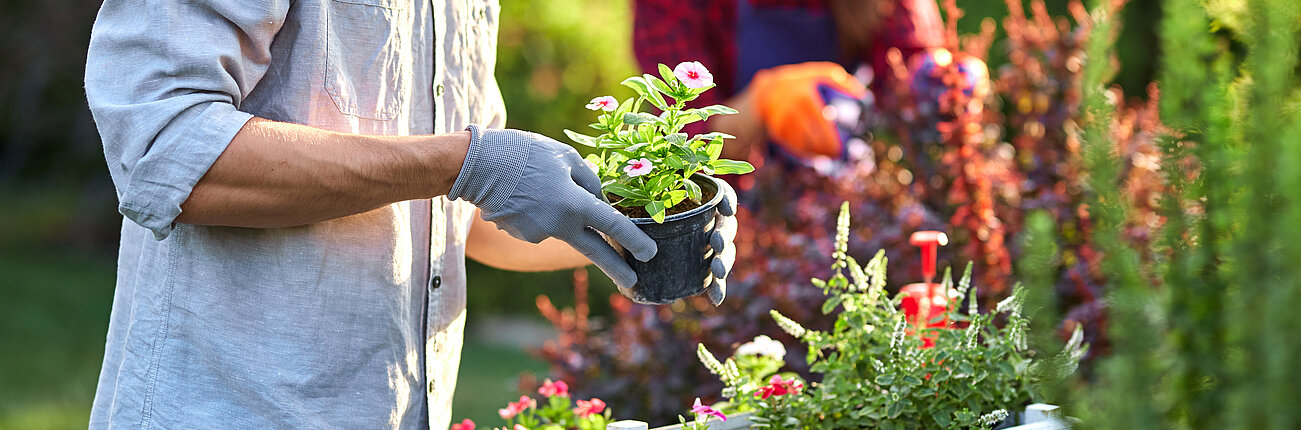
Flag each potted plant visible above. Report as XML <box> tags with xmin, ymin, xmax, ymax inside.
<box><xmin>566</xmin><ymin>61</ymin><xmax>754</xmax><ymax>304</ymax></box>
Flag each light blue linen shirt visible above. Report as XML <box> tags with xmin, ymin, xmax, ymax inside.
<box><xmin>84</xmin><ymin>0</ymin><xmax>506</xmax><ymax>428</ymax></box>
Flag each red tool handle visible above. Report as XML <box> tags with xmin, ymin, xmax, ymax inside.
<box><xmin>909</xmin><ymin>231</ymin><xmax>948</xmax><ymax>283</ymax></box>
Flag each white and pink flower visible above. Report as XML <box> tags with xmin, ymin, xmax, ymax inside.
<box><xmin>691</xmin><ymin>397</ymin><xmax>727</xmax><ymax>421</ymax></box>
<box><xmin>673</xmin><ymin>61</ymin><xmax>714</xmax><ymax>89</ymax></box>
<box><xmin>624</xmin><ymin>158</ymin><xmax>654</xmax><ymax>177</ymax></box>
<box><xmin>585</xmin><ymin>95</ymin><xmax>618</xmax><ymax>111</ymax></box>
<box><xmin>537</xmin><ymin>379</ymin><xmax>569</xmax><ymax>398</ymax></box>
<box><xmin>497</xmin><ymin>395</ymin><xmax>536</xmax><ymax>420</ymax></box>
<box><xmin>573</xmin><ymin>398</ymin><xmax>606</xmax><ymax>417</ymax></box>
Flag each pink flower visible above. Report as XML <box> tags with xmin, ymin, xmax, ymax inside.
<box><xmin>673</xmin><ymin>61</ymin><xmax>714</xmax><ymax>89</ymax></box>
<box><xmin>586</xmin><ymin>96</ymin><xmax>618</xmax><ymax>111</ymax></box>
<box><xmin>573</xmin><ymin>398</ymin><xmax>607</xmax><ymax>418</ymax></box>
<box><xmin>450</xmin><ymin>419</ymin><xmax>475</xmax><ymax>430</ymax></box>
<box><xmin>691</xmin><ymin>397</ymin><xmax>727</xmax><ymax>421</ymax></box>
<box><xmin>754</xmin><ymin>375</ymin><xmax>803</xmax><ymax>400</ymax></box>
<box><xmin>514</xmin><ymin>425</ymin><xmax>528</xmax><ymax>430</ymax></box>
<box><xmin>538</xmin><ymin>379</ymin><xmax>569</xmax><ymax>398</ymax></box>
<box><xmin>624</xmin><ymin>158</ymin><xmax>653</xmax><ymax>177</ymax></box>
<box><xmin>497</xmin><ymin>395</ymin><xmax>536</xmax><ymax>420</ymax></box>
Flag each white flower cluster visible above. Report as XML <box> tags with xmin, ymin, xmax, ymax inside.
<box><xmin>736</xmin><ymin>335</ymin><xmax>787</xmax><ymax>360</ymax></box>
<box><xmin>771</xmin><ymin>310</ymin><xmax>808</xmax><ymax>340</ymax></box>
<box><xmin>978</xmin><ymin>409</ymin><xmax>1009</xmax><ymax>427</ymax></box>
<box><xmin>697</xmin><ymin>343</ymin><xmax>742</xmax><ymax>387</ymax></box>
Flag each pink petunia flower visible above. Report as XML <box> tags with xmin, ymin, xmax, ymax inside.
<box><xmin>673</xmin><ymin>61</ymin><xmax>714</xmax><ymax>89</ymax></box>
<box><xmin>450</xmin><ymin>419</ymin><xmax>475</xmax><ymax>430</ymax></box>
<box><xmin>497</xmin><ymin>395</ymin><xmax>537</xmax><ymax>420</ymax></box>
<box><xmin>573</xmin><ymin>398</ymin><xmax>607</xmax><ymax>418</ymax></box>
<box><xmin>538</xmin><ymin>379</ymin><xmax>569</xmax><ymax>398</ymax></box>
<box><xmin>513</xmin><ymin>425</ymin><xmax>528</xmax><ymax>430</ymax></box>
<box><xmin>754</xmin><ymin>375</ymin><xmax>803</xmax><ymax>400</ymax></box>
<box><xmin>585</xmin><ymin>96</ymin><xmax>618</xmax><ymax>111</ymax></box>
<box><xmin>624</xmin><ymin>158</ymin><xmax>654</xmax><ymax>177</ymax></box>
<box><xmin>691</xmin><ymin>397</ymin><xmax>727</xmax><ymax>421</ymax></box>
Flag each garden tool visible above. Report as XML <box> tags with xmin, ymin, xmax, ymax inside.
<box><xmin>899</xmin><ymin>231</ymin><xmax>950</xmax><ymax>348</ymax></box>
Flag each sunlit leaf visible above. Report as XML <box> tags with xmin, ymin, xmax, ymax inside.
<box><xmin>564</xmin><ymin>129</ymin><xmax>597</xmax><ymax>147</ymax></box>
<box><xmin>710</xmin><ymin>159</ymin><xmax>755</xmax><ymax>175</ymax></box>
<box><xmin>623</xmin><ymin>112</ymin><xmax>659</xmax><ymax>125</ymax></box>
<box><xmin>648</xmin><ymin>201</ymin><xmax>667</xmax><ymax>223</ymax></box>
<box><xmin>604</xmin><ymin>183</ymin><xmax>648</xmax><ymax>200</ymax></box>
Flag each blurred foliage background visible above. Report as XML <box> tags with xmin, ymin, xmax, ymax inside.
<box><xmin>0</xmin><ymin>0</ymin><xmax>1156</xmax><ymax>428</ymax></box>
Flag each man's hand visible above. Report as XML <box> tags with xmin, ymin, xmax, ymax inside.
<box><xmin>449</xmin><ymin>125</ymin><xmax>657</xmax><ymax>288</ymax></box>
<box><xmin>705</xmin><ymin>179</ymin><xmax>739</xmax><ymax>305</ymax></box>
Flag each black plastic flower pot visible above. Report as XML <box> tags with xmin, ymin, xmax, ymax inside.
<box><xmin>615</xmin><ymin>174</ymin><xmax>724</xmax><ymax>305</ymax></box>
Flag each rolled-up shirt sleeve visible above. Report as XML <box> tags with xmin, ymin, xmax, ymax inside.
<box><xmin>86</xmin><ymin>0</ymin><xmax>289</xmax><ymax>240</ymax></box>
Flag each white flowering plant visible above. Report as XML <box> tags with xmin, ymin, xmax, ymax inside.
<box><xmin>566</xmin><ymin>61</ymin><xmax>754</xmax><ymax>223</ymax></box>
<box><xmin>697</xmin><ymin>202</ymin><xmax>1087</xmax><ymax>430</ymax></box>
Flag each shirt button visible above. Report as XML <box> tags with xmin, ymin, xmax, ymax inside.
<box><xmin>436</xmin><ymin>84</ymin><xmax>444</xmax><ymax>96</ymax></box>
<box><xmin>428</xmin><ymin>380</ymin><xmax>435</xmax><ymax>394</ymax></box>
<box><xmin>431</xmin><ymin>275</ymin><xmax>442</xmax><ymax>289</ymax></box>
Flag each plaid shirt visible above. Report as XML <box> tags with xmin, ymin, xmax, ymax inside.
<box><xmin>633</xmin><ymin>0</ymin><xmax>942</xmax><ymax>108</ymax></box>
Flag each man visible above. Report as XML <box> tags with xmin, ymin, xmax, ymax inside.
<box><xmin>84</xmin><ymin>0</ymin><xmax>736</xmax><ymax>428</ymax></box>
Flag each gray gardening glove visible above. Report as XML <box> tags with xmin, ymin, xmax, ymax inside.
<box><xmin>706</xmin><ymin>179</ymin><xmax>738</xmax><ymax>306</ymax></box>
<box><xmin>450</xmin><ymin>125</ymin><xmax>657</xmax><ymax>288</ymax></box>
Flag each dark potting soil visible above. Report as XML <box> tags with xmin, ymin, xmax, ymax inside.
<box><xmin>611</xmin><ymin>181</ymin><xmax>717</xmax><ymax>220</ymax></box>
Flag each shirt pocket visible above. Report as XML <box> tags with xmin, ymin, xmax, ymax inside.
<box><xmin>324</xmin><ymin>0</ymin><xmax>410</xmax><ymax>120</ymax></box>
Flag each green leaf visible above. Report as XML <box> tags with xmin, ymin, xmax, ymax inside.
<box><xmin>822</xmin><ymin>294</ymin><xmax>844</xmax><ymax>314</ymax></box>
<box><xmin>710</xmin><ymin>159</ymin><xmax>755</xmax><ymax>175</ymax></box>
<box><xmin>694</xmin><ymin>132</ymin><xmax>736</xmax><ymax>142</ymax></box>
<box><xmin>621</xmin><ymin>76</ymin><xmax>652</xmax><ymax>98</ymax></box>
<box><xmin>647</xmin><ymin>201</ymin><xmax>667</xmax><ymax>223</ymax></box>
<box><xmin>621</xmin><ymin>76</ymin><xmax>668</xmax><ymax>110</ymax></box>
<box><xmin>646</xmin><ymin>74</ymin><xmax>675</xmax><ymax>99</ymax></box>
<box><xmin>564</xmin><ymin>129</ymin><xmax>598</xmax><ymax>147</ymax></box>
<box><xmin>605</xmin><ymin>183</ymin><xmax>648</xmax><ymax>200</ymax></box>
<box><xmin>664</xmin><ymin>133</ymin><xmax>687</xmax><ymax>145</ymax></box>
<box><xmin>673</xmin><ymin>143</ymin><xmax>703</xmax><ymax>165</ymax></box>
<box><xmin>874</xmin><ymin>374</ymin><xmax>895</xmax><ymax>386</ymax></box>
<box><xmin>665</xmin><ymin>154</ymin><xmax>686</xmax><ymax>169</ymax></box>
<box><xmin>616</xmin><ymin>198</ymin><xmax>651</xmax><ymax>207</ymax></box>
<box><xmin>683</xmin><ymin>177</ymin><xmax>702</xmax><ymax>200</ymax></box>
<box><xmin>932</xmin><ymin>411</ymin><xmax>952</xmax><ymax>428</ymax></box>
<box><xmin>614</xmin><ymin>97</ymin><xmax>635</xmax><ymax>120</ymax></box>
<box><xmin>885</xmin><ymin>400</ymin><xmax>905</xmax><ymax>419</ymax></box>
<box><xmin>699</xmin><ymin>104</ymin><xmax>738</xmax><ymax>116</ymax></box>
<box><xmin>647</xmin><ymin>175</ymin><xmax>673</xmax><ymax>192</ymax></box>
<box><xmin>623</xmin><ymin>112</ymin><xmax>659</xmax><ymax>125</ymax></box>
<box><xmin>666</xmin><ymin>190</ymin><xmax>687</xmax><ymax>207</ymax></box>
<box><xmin>658</xmin><ymin>63</ymin><xmax>675</xmax><ymax>85</ymax></box>
<box><xmin>706</xmin><ymin>138</ymin><xmax>724</xmax><ymax>160</ymax></box>
<box><xmin>596</xmin><ymin>137</ymin><xmax>625</xmax><ymax>149</ymax></box>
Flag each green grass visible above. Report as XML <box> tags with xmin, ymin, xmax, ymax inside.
<box><xmin>451</xmin><ymin>337</ymin><xmax>550</xmax><ymax>426</ymax></box>
<box><xmin>0</xmin><ymin>244</ymin><xmax>551</xmax><ymax>429</ymax></box>
<box><xmin>0</xmin><ymin>247</ymin><xmax>114</xmax><ymax>430</ymax></box>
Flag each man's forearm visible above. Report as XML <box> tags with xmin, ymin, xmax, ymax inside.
<box><xmin>465</xmin><ymin>213</ymin><xmax>592</xmax><ymax>272</ymax></box>
<box><xmin>711</xmin><ymin>87</ymin><xmax>765</xmax><ymax>160</ymax></box>
<box><xmin>176</xmin><ymin>118</ymin><xmax>470</xmax><ymax>228</ymax></box>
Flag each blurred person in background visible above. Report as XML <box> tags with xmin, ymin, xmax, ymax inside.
<box><xmin>83</xmin><ymin>0</ymin><xmax>735</xmax><ymax>428</ymax></box>
<box><xmin>633</xmin><ymin>0</ymin><xmax>946</xmax><ymax>183</ymax></box>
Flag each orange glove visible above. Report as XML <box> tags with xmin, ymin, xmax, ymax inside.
<box><xmin>749</xmin><ymin>62</ymin><xmax>868</xmax><ymax>157</ymax></box>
